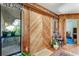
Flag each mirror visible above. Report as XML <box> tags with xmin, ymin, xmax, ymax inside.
<box><xmin>1</xmin><ymin>5</ymin><xmax>21</xmax><ymax>55</ymax></box>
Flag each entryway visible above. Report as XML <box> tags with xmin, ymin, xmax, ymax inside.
<box><xmin>65</xmin><ymin>19</ymin><xmax>77</xmax><ymax>45</ymax></box>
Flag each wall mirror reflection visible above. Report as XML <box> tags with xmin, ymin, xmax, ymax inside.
<box><xmin>1</xmin><ymin>4</ymin><xmax>22</xmax><ymax>56</ymax></box>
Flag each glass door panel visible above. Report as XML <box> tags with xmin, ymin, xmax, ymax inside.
<box><xmin>1</xmin><ymin>4</ymin><xmax>21</xmax><ymax>56</ymax></box>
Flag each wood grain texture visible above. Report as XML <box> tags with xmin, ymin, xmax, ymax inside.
<box><xmin>22</xmin><ymin>6</ymin><xmax>30</xmax><ymax>52</ymax></box>
<box><xmin>59</xmin><ymin>16</ymin><xmax>65</xmax><ymax>43</ymax></box>
<box><xmin>30</xmin><ymin>10</ymin><xmax>44</xmax><ymax>54</ymax></box>
<box><xmin>30</xmin><ymin>10</ymin><xmax>53</xmax><ymax>54</ymax></box>
<box><xmin>22</xmin><ymin>4</ymin><xmax>56</xmax><ymax>54</ymax></box>
<box><xmin>59</xmin><ymin>13</ymin><xmax>79</xmax><ymax>19</ymax></box>
<box><xmin>42</xmin><ymin>15</ymin><xmax>52</xmax><ymax>49</ymax></box>
<box><xmin>23</xmin><ymin>3</ymin><xmax>58</xmax><ymax>19</ymax></box>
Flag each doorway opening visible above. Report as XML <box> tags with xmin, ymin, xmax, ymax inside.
<box><xmin>65</xmin><ymin>19</ymin><xmax>77</xmax><ymax>45</ymax></box>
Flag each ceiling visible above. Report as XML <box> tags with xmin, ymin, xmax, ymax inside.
<box><xmin>38</xmin><ymin>3</ymin><xmax>79</xmax><ymax>15</ymax></box>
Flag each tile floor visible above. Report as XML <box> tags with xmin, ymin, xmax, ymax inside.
<box><xmin>13</xmin><ymin>44</ymin><xmax>79</xmax><ymax>56</ymax></box>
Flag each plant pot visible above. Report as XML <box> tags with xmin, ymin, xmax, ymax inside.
<box><xmin>52</xmin><ymin>40</ymin><xmax>59</xmax><ymax>50</ymax></box>
<box><xmin>53</xmin><ymin>44</ymin><xmax>59</xmax><ymax>50</ymax></box>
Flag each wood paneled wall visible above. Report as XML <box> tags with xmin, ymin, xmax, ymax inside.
<box><xmin>22</xmin><ymin>4</ymin><xmax>79</xmax><ymax>53</ymax></box>
<box><xmin>22</xmin><ymin>4</ymin><xmax>57</xmax><ymax>54</ymax></box>
<box><xmin>30</xmin><ymin>10</ymin><xmax>44</xmax><ymax>53</ymax></box>
<box><xmin>22</xmin><ymin>7</ymin><xmax>30</xmax><ymax>52</ymax></box>
<box><xmin>42</xmin><ymin>15</ymin><xmax>52</xmax><ymax>48</ymax></box>
<box><xmin>30</xmin><ymin>10</ymin><xmax>52</xmax><ymax>54</ymax></box>
<box><xmin>60</xmin><ymin>14</ymin><xmax>79</xmax><ymax>19</ymax></box>
<box><xmin>59</xmin><ymin>16</ymin><xmax>65</xmax><ymax>43</ymax></box>
<box><xmin>23</xmin><ymin>3</ymin><xmax>58</xmax><ymax>19</ymax></box>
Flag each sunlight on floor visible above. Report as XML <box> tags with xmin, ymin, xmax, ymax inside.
<box><xmin>33</xmin><ymin>48</ymin><xmax>53</xmax><ymax>56</ymax></box>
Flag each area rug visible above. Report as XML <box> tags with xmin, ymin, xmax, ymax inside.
<box><xmin>50</xmin><ymin>49</ymin><xmax>73</xmax><ymax>56</ymax></box>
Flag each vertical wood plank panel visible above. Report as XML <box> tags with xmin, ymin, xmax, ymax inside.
<box><xmin>22</xmin><ymin>7</ymin><xmax>30</xmax><ymax>52</ymax></box>
<box><xmin>22</xmin><ymin>4</ymin><xmax>55</xmax><ymax>53</ymax></box>
<box><xmin>59</xmin><ymin>17</ymin><xmax>65</xmax><ymax>43</ymax></box>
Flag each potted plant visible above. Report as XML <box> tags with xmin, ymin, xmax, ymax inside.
<box><xmin>52</xmin><ymin>39</ymin><xmax>59</xmax><ymax>50</ymax></box>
